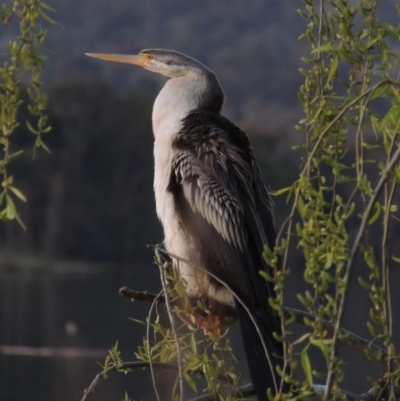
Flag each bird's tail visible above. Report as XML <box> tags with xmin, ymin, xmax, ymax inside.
<box><xmin>235</xmin><ymin>300</ymin><xmax>286</xmax><ymax>401</ymax></box>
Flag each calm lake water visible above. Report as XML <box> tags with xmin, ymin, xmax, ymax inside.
<box><xmin>0</xmin><ymin>269</ymin><xmax>169</xmax><ymax>401</ymax></box>
<box><xmin>1</xmin><ymin>261</ymin><xmax>399</xmax><ymax>400</ymax></box>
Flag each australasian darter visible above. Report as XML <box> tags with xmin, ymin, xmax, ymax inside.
<box><xmin>86</xmin><ymin>49</ymin><xmax>286</xmax><ymax>400</ymax></box>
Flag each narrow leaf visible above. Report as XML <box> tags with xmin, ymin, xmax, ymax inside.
<box><xmin>301</xmin><ymin>346</ymin><xmax>313</xmax><ymax>385</ymax></box>
<box><xmin>270</xmin><ymin>186</ymin><xmax>292</xmax><ymax>196</ymax></box>
<box><xmin>392</xmin><ymin>256</ymin><xmax>400</xmax><ymax>263</ymax></box>
<box><xmin>326</xmin><ymin>56</ymin><xmax>338</xmax><ymax>83</ymax></box>
<box><xmin>371</xmin><ymin>84</ymin><xmax>388</xmax><ymax>100</ymax></box>
<box><xmin>312</xmin><ymin>45</ymin><xmax>338</xmax><ymax>54</ymax></box>
<box><xmin>368</xmin><ymin>202</ymin><xmax>381</xmax><ymax>225</ymax></box>
<box><xmin>9</xmin><ymin>186</ymin><xmax>27</xmax><ymax>202</ymax></box>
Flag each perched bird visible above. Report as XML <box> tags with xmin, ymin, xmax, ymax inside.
<box><xmin>86</xmin><ymin>49</ymin><xmax>286</xmax><ymax>400</ymax></box>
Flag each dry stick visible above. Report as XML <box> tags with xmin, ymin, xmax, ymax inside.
<box><xmin>80</xmin><ymin>361</ymin><xmax>179</xmax><ymax>401</ymax></box>
<box><xmin>155</xmin><ymin>248</ymin><xmax>185</xmax><ymax>401</ymax></box>
<box><xmin>148</xmin><ymin>244</ymin><xmax>280</xmax><ymax>394</ymax></box>
<box><xmin>146</xmin><ymin>290</ymin><xmax>164</xmax><ymax>401</ymax></box>
<box><xmin>324</xmin><ymin>145</ymin><xmax>400</xmax><ymax>400</ymax></box>
<box><xmin>382</xmin><ymin>131</ymin><xmax>399</xmax><ymax>400</ymax></box>
<box><xmin>118</xmin><ymin>288</ymin><xmax>164</xmax><ymax>303</ymax></box>
<box><xmin>118</xmin><ymin>287</ymin><xmax>237</xmax><ymax>319</ymax></box>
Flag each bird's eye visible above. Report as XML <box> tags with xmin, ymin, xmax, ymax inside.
<box><xmin>142</xmin><ymin>53</ymin><xmax>153</xmax><ymax>60</ymax></box>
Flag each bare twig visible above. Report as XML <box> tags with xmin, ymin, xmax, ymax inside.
<box><xmin>118</xmin><ymin>287</ymin><xmax>164</xmax><ymax>303</ymax></box>
<box><xmin>80</xmin><ymin>361</ymin><xmax>179</xmax><ymax>401</ymax></box>
<box><xmin>155</xmin><ymin>247</ymin><xmax>185</xmax><ymax>401</ymax></box>
<box><xmin>118</xmin><ymin>286</ymin><xmax>237</xmax><ymax>319</ymax></box>
<box><xmin>146</xmin><ymin>290</ymin><xmax>164</xmax><ymax>401</ymax></box>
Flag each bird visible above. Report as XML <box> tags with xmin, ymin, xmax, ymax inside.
<box><xmin>86</xmin><ymin>49</ymin><xmax>286</xmax><ymax>400</ymax></box>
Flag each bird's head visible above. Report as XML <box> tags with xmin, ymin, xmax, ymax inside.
<box><xmin>86</xmin><ymin>48</ymin><xmax>225</xmax><ymax>113</ymax></box>
<box><xmin>86</xmin><ymin>49</ymin><xmax>209</xmax><ymax>78</ymax></box>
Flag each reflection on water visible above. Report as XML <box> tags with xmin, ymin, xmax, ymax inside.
<box><xmin>0</xmin><ymin>270</ymin><xmax>163</xmax><ymax>401</ymax></box>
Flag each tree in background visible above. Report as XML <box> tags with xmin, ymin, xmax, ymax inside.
<box><xmin>81</xmin><ymin>1</ymin><xmax>400</xmax><ymax>400</ymax></box>
<box><xmin>0</xmin><ymin>0</ymin><xmax>54</xmax><ymax>228</ymax></box>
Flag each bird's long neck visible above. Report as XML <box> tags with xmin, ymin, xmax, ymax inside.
<box><xmin>152</xmin><ymin>73</ymin><xmax>224</xmax><ymax>138</ymax></box>
<box><xmin>152</xmin><ymin>76</ymin><xmax>199</xmax><ymax>137</ymax></box>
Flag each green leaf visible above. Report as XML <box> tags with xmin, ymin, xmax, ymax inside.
<box><xmin>184</xmin><ymin>370</ymin><xmax>197</xmax><ymax>392</ymax></box>
<box><xmin>358</xmin><ymin>277</ymin><xmax>371</xmax><ymax>290</ymax></box>
<box><xmin>6</xmin><ymin>150</ymin><xmax>24</xmax><ymax>161</ymax></box>
<box><xmin>366</xmin><ymin>321</ymin><xmax>376</xmax><ymax>337</ymax></box>
<box><xmin>6</xmin><ymin>194</ymin><xmax>26</xmax><ymax>229</ymax></box>
<box><xmin>311</xmin><ymin>44</ymin><xmax>338</xmax><ymax>54</ymax></box>
<box><xmin>35</xmin><ymin>136</ymin><xmax>51</xmax><ymax>153</ymax></box>
<box><xmin>292</xmin><ymin>332</ymin><xmax>311</xmax><ymax>346</ymax></box>
<box><xmin>9</xmin><ymin>186</ymin><xmax>27</xmax><ymax>202</ymax></box>
<box><xmin>326</xmin><ymin>56</ymin><xmax>338</xmax><ymax>84</ymax></box>
<box><xmin>368</xmin><ymin>202</ymin><xmax>381</xmax><ymax>225</ymax></box>
<box><xmin>26</xmin><ymin>120</ymin><xmax>39</xmax><ymax>135</ymax></box>
<box><xmin>39</xmin><ymin>10</ymin><xmax>58</xmax><ymax>25</ymax></box>
<box><xmin>104</xmin><ymin>355</ymin><xmax>110</xmax><ymax>367</ymax></box>
<box><xmin>129</xmin><ymin>318</ymin><xmax>146</xmax><ymax>325</ymax></box>
<box><xmin>172</xmin><ymin>375</ymin><xmax>179</xmax><ymax>397</ymax></box>
<box><xmin>371</xmin><ymin>84</ymin><xmax>388</xmax><ymax>100</ymax></box>
<box><xmin>190</xmin><ymin>333</ymin><xmax>197</xmax><ymax>354</ymax></box>
<box><xmin>301</xmin><ymin>345</ymin><xmax>313</xmax><ymax>385</ymax></box>
<box><xmin>270</xmin><ymin>186</ymin><xmax>292</xmax><ymax>196</ymax></box>
<box><xmin>122</xmin><ymin>391</ymin><xmax>131</xmax><ymax>401</ymax></box>
<box><xmin>380</xmin><ymin>105</ymin><xmax>400</xmax><ymax>130</ymax></box>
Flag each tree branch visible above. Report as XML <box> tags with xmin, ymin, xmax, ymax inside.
<box><xmin>118</xmin><ymin>290</ymin><xmax>388</xmax><ymax>364</ymax></box>
<box><xmin>118</xmin><ymin>287</ymin><xmax>237</xmax><ymax>319</ymax></box>
<box><xmin>155</xmin><ymin>248</ymin><xmax>185</xmax><ymax>401</ymax></box>
<box><xmin>80</xmin><ymin>361</ymin><xmax>179</xmax><ymax>401</ymax></box>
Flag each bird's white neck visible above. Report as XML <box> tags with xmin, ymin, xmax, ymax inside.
<box><xmin>152</xmin><ymin>75</ymin><xmax>205</xmax><ymax>138</ymax></box>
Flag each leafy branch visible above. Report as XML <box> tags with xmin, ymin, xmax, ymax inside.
<box><xmin>0</xmin><ymin>0</ymin><xmax>56</xmax><ymax>227</ymax></box>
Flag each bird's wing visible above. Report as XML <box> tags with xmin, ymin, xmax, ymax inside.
<box><xmin>169</xmin><ymin>112</ymin><xmax>276</xmax><ymax>308</ymax></box>
<box><xmin>171</xmin><ymin>150</ymin><xmax>248</xmax><ymax>251</ymax></box>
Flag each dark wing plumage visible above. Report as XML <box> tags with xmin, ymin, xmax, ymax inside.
<box><xmin>169</xmin><ymin>109</ymin><xmax>286</xmax><ymax>399</ymax></box>
<box><xmin>171</xmin><ymin>151</ymin><xmax>247</xmax><ymax>251</ymax></box>
<box><xmin>169</xmin><ymin>109</ymin><xmax>276</xmax><ymax>309</ymax></box>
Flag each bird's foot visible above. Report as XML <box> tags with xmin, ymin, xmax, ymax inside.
<box><xmin>197</xmin><ymin>315</ymin><xmax>222</xmax><ymax>339</ymax></box>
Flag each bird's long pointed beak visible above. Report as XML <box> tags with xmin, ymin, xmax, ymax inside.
<box><xmin>85</xmin><ymin>53</ymin><xmax>146</xmax><ymax>67</ymax></box>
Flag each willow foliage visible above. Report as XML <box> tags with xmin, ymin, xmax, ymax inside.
<box><xmin>271</xmin><ymin>0</ymin><xmax>400</xmax><ymax>399</ymax></box>
<box><xmin>0</xmin><ymin>0</ymin><xmax>54</xmax><ymax>228</ymax></box>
